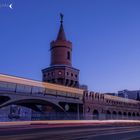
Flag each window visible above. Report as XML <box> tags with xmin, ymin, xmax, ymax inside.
<box><xmin>58</xmin><ymin>71</ymin><xmax>62</xmax><ymax>75</ymax></box>
<box><xmin>67</xmin><ymin>51</ymin><xmax>70</xmax><ymax>60</ymax></box>
<box><xmin>87</xmin><ymin>107</ymin><xmax>90</xmax><ymax>112</ymax></box>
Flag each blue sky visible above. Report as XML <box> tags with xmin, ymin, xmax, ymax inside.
<box><xmin>1</xmin><ymin>0</ymin><xmax>140</xmax><ymax>93</ymax></box>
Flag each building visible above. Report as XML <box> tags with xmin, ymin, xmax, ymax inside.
<box><xmin>84</xmin><ymin>91</ymin><xmax>140</xmax><ymax>120</ymax></box>
<box><xmin>118</xmin><ymin>90</ymin><xmax>140</xmax><ymax>100</ymax></box>
<box><xmin>0</xmin><ymin>14</ymin><xmax>140</xmax><ymax>121</ymax></box>
<box><xmin>42</xmin><ymin>14</ymin><xmax>79</xmax><ymax>88</ymax></box>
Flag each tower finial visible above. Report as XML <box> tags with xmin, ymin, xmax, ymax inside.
<box><xmin>60</xmin><ymin>13</ymin><xmax>64</xmax><ymax>24</ymax></box>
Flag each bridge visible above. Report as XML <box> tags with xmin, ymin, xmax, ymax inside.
<box><xmin>0</xmin><ymin>74</ymin><xmax>84</xmax><ymax>120</ymax></box>
<box><xmin>1</xmin><ymin>74</ymin><xmax>140</xmax><ymax>121</ymax></box>
<box><xmin>84</xmin><ymin>91</ymin><xmax>140</xmax><ymax>120</ymax></box>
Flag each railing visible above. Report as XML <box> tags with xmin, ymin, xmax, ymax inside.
<box><xmin>0</xmin><ymin>112</ymin><xmax>84</xmax><ymax>122</ymax></box>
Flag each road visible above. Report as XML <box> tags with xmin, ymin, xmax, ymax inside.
<box><xmin>0</xmin><ymin>120</ymin><xmax>140</xmax><ymax>140</ymax></box>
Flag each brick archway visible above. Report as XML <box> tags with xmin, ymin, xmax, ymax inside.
<box><xmin>118</xmin><ymin>111</ymin><xmax>122</xmax><ymax>119</ymax></box>
<box><xmin>128</xmin><ymin>112</ymin><xmax>131</xmax><ymax>119</ymax></box>
<box><xmin>93</xmin><ymin>109</ymin><xmax>99</xmax><ymax>120</ymax></box>
<box><xmin>106</xmin><ymin>110</ymin><xmax>111</xmax><ymax>119</ymax></box>
<box><xmin>112</xmin><ymin>111</ymin><xmax>117</xmax><ymax>119</ymax></box>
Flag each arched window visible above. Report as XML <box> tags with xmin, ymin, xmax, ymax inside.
<box><xmin>137</xmin><ymin>113</ymin><xmax>140</xmax><ymax>117</ymax></box>
<box><xmin>93</xmin><ymin>109</ymin><xmax>99</xmax><ymax>120</ymax></box>
<box><xmin>118</xmin><ymin>111</ymin><xmax>122</xmax><ymax>116</ymax></box>
<box><xmin>67</xmin><ymin>51</ymin><xmax>70</xmax><ymax>60</ymax></box>
<box><xmin>106</xmin><ymin>110</ymin><xmax>111</xmax><ymax>119</ymax></box>
<box><xmin>123</xmin><ymin>112</ymin><xmax>127</xmax><ymax>116</ymax></box>
<box><xmin>132</xmin><ymin>112</ymin><xmax>135</xmax><ymax>117</ymax></box>
<box><xmin>112</xmin><ymin>111</ymin><xmax>117</xmax><ymax>119</ymax></box>
<box><xmin>128</xmin><ymin>112</ymin><xmax>131</xmax><ymax>118</ymax></box>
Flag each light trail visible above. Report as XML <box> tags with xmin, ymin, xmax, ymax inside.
<box><xmin>0</xmin><ymin>122</ymin><xmax>140</xmax><ymax>140</ymax></box>
<box><xmin>0</xmin><ymin>120</ymin><xmax>140</xmax><ymax>127</ymax></box>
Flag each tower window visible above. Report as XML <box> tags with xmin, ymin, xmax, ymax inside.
<box><xmin>58</xmin><ymin>71</ymin><xmax>62</xmax><ymax>75</ymax></box>
<box><xmin>67</xmin><ymin>51</ymin><xmax>70</xmax><ymax>60</ymax></box>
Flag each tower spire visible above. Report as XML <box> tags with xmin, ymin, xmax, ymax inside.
<box><xmin>60</xmin><ymin>13</ymin><xmax>63</xmax><ymax>24</ymax></box>
<box><xmin>56</xmin><ymin>13</ymin><xmax>66</xmax><ymax>40</ymax></box>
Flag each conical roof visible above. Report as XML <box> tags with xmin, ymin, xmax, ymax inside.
<box><xmin>56</xmin><ymin>23</ymin><xmax>66</xmax><ymax>40</ymax></box>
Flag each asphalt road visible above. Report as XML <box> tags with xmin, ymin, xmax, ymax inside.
<box><xmin>0</xmin><ymin>122</ymin><xmax>140</xmax><ymax>140</ymax></box>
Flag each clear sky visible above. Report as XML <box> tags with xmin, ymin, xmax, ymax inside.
<box><xmin>1</xmin><ymin>0</ymin><xmax>140</xmax><ymax>93</ymax></box>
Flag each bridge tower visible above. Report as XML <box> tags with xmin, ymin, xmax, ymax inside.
<box><xmin>42</xmin><ymin>14</ymin><xmax>79</xmax><ymax>88</ymax></box>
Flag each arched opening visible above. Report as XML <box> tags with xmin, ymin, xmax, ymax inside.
<box><xmin>74</xmin><ymin>81</ymin><xmax>78</xmax><ymax>87</ymax></box>
<box><xmin>57</xmin><ymin>78</ymin><xmax>64</xmax><ymax>85</ymax></box>
<box><xmin>123</xmin><ymin>112</ymin><xmax>127</xmax><ymax>119</ymax></box>
<box><xmin>0</xmin><ymin>96</ymin><xmax>10</xmax><ymax>105</ymax></box>
<box><xmin>106</xmin><ymin>110</ymin><xmax>111</xmax><ymax>119</ymax></box>
<box><xmin>132</xmin><ymin>112</ymin><xmax>135</xmax><ymax>118</ymax></box>
<box><xmin>93</xmin><ymin>109</ymin><xmax>99</xmax><ymax>120</ymax></box>
<box><xmin>70</xmin><ymin>80</ymin><xmax>74</xmax><ymax>87</ymax></box>
<box><xmin>136</xmin><ymin>113</ymin><xmax>140</xmax><ymax>120</ymax></box>
<box><xmin>67</xmin><ymin>51</ymin><xmax>71</xmax><ymax>60</ymax></box>
<box><xmin>65</xmin><ymin>79</ymin><xmax>69</xmax><ymax>86</ymax></box>
<box><xmin>0</xmin><ymin>99</ymin><xmax>65</xmax><ymax>120</ymax></box>
<box><xmin>112</xmin><ymin>111</ymin><xmax>117</xmax><ymax>119</ymax></box>
<box><xmin>128</xmin><ymin>112</ymin><xmax>131</xmax><ymax>119</ymax></box>
<box><xmin>118</xmin><ymin>111</ymin><xmax>122</xmax><ymax>119</ymax></box>
<box><xmin>136</xmin><ymin>113</ymin><xmax>139</xmax><ymax>117</ymax></box>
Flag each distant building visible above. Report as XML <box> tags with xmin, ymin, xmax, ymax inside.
<box><xmin>104</xmin><ymin>92</ymin><xmax>117</xmax><ymax>96</ymax></box>
<box><xmin>79</xmin><ymin>85</ymin><xmax>88</xmax><ymax>90</ymax></box>
<box><xmin>118</xmin><ymin>90</ymin><xmax>140</xmax><ymax>100</ymax></box>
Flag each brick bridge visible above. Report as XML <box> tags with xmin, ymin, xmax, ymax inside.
<box><xmin>0</xmin><ymin>74</ymin><xmax>140</xmax><ymax>120</ymax></box>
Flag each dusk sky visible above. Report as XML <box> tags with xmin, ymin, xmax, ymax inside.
<box><xmin>1</xmin><ymin>0</ymin><xmax>140</xmax><ymax>93</ymax></box>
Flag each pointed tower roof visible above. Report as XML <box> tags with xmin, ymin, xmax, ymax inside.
<box><xmin>56</xmin><ymin>13</ymin><xmax>66</xmax><ymax>41</ymax></box>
